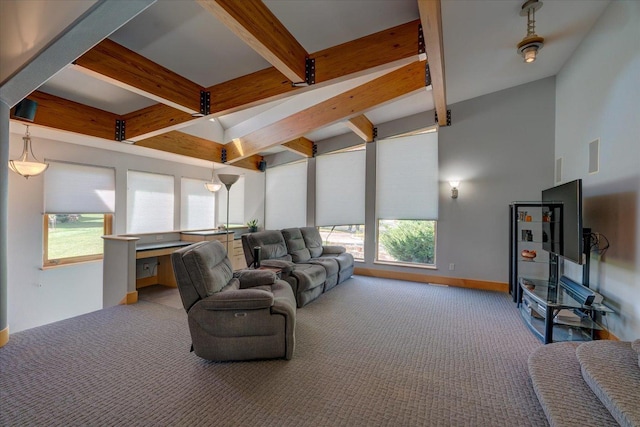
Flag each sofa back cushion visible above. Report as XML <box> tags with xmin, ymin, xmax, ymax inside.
<box><xmin>242</xmin><ymin>230</ymin><xmax>292</xmax><ymax>266</ymax></box>
<box><xmin>282</xmin><ymin>228</ymin><xmax>311</xmax><ymax>262</ymax></box>
<box><xmin>172</xmin><ymin>241</ymin><xmax>233</xmax><ymax>310</ymax></box>
<box><xmin>300</xmin><ymin>227</ymin><xmax>324</xmax><ymax>258</ymax></box>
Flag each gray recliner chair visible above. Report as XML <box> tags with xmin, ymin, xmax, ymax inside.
<box><xmin>171</xmin><ymin>240</ymin><xmax>296</xmax><ymax>361</ymax></box>
<box><xmin>242</xmin><ymin>230</ymin><xmax>326</xmax><ymax>307</ymax></box>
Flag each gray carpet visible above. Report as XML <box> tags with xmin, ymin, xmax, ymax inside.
<box><xmin>0</xmin><ymin>276</ymin><xmax>548</xmax><ymax>426</ymax></box>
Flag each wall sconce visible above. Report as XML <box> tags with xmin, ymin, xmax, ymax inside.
<box><xmin>449</xmin><ymin>181</ymin><xmax>460</xmax><ymax>199</ymax></box>
<box><xmin>8</xmin><ymin>125</ymin><xmax>49</xmax><ymax>179</ymax></box>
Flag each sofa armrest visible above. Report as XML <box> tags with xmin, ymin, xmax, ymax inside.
<box><xmin>260</xmin><ymin>259</ymin><xmax>295</xmax><ymax>275</ymax></box>
<box><xmin>322</xmin><ymin>245</ymin><xmax>346</xmax><ymax>255</ymax></box>
<box><xmin>234</xmin><ymin>269</ymin><xmax>277</xmax><ymax>288</ymax></box>
<box><xmin>197</xmin><ymin>288</ymin><xmax>274</xmax><ymax>310</ymax></box>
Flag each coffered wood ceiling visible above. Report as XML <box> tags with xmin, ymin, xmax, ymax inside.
<box><xmin>8</xmin><ymin>0</ymin><xmax>445</xmax><ymax>171</ymax></box>
<box><xmin>3</xmin><ymin>0</ymin><xmax>611</xmax><ymax>171</ymax></box>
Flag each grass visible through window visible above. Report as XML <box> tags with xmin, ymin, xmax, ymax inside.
<box><xmin>47</xmin><ymin>214</ymin><xmax>106</xmax><ymax>261</ymax></box>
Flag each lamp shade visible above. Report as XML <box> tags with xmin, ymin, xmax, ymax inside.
<box><xmin>218</xmin><ymin>174</ymin><xmax>240</xmax><ymax>188</ymax></box>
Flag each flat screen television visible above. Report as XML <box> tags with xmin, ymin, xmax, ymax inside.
<box><xmin>542</xmin><ymin>179</ymin><xmax>584</xmax><ymax>265</ymax></box>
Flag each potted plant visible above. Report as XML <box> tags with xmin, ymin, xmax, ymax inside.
<box><xmin>247</xmin><ymin>219</ymin><xmax>258</xmax><ymax>232</ymax></box>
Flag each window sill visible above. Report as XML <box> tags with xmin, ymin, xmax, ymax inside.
<box><xmin>373</xmin><ymin>260</ymin><xmax>437</xmax><ymax>270</ymax></box>
<box><xmin>41</xmin><ymin>258</ymin><xmax>103</xmax><ymax>270</ymax></box>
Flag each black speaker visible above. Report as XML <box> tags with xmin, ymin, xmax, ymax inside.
<box><xmin>258</xmin><ymin>160</ymin><xmax>267</xmax><ymax>172</ymax></box>
<box><xmin>253</xmin><ymin>246</ymin><xmax>262</xmax><ymax>268</ymax></box>
<box><xmin>13</xmin><ymin>99</ymin><xmax>38</xmax><ymax>122</ymax></box>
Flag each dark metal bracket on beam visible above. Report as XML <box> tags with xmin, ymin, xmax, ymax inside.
<box><xmin>115</xmin><ymin>119</ymin><xmax>125</xmax><ymax>141</ymax></box>
<box><xmin>425</xmin><ymin>63</ymin><xmax>432</xmax><ymax>87</ymax></box>
<box><xmin>418</xmin><ymin>24</ymin><xmax>426</xmax><ymax>55</ymax></box>
<box><xmin>372</xmin><ymin>127</ymin><xmax>378</xmax><ymax>142</ymax></box>
<box><xmin>221</xmin><ymin>148</ymin><xmax>227</xmax><ymax>163</ymax></box>
<box><xmin>435</xmin><ymin>109</ymin><xmax>452</xmax><ymax>127</ymax></box>
<box><xmin>312</xmin><ymin>143</ymin><xmax>317</xmax><ymax>157</ymax></box>
<box><xmin>200</xmin><ymin>91</ymin><xmax>211</xmax><ymax>116</ymax></box>
<box><xmin>292</xmin><ymin>57</ymin><xmax>316</xmax><ymax>87</ymax></box>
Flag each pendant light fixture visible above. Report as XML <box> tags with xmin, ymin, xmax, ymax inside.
<box><xmin>517</xmin><ymin>0</ymin><xmax>544</xmax><ymax>64</ymax></box>
<box><xmin>8</xmin><ymin>125</ymin><xmax>49</xmax><ymax>179</ymax></box>
<box><xmin>204</xmin><ymin>162</ymin><xmax>222</xmax><ymax>192</ymax></box>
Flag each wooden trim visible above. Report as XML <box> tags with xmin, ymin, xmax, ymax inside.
<box><xmin>418</xmin><ymin>0</ymin><xmax>448</xmax><ymax>126</ymax></box>
<box><xmin>0</xmin><ymin>326</ymin><xmax>8</xmax><ymax>348</ymax></box>
<box><xmin>282</xmin><ymin>137</ymin><xmax>315</xmax><ymax>157</ymax></box>
<box><xmin>594</xmin><ymin>328</ymin><xmax>619</xmax><ymax>341</ymax></box>
<box><xmin>197</xmin><ymin>0</ymin><xmax>308</xmax><ymax>83</ymax></box>
<box><xmin>74</xmin><ymin>39</ymin><xmax>203</xmax><ymax>113</ymax></box>
<box><xmin>226</xmin><ymin>61</ymin><xmax>426</xmax><ymax>161</ymax></box>
<box><xmin>136</xmin><ymin>276</ymin><xmax>158</xmax><ymax>288</ymax></box>
<box><xmin>120</xmin><ymin>291</ymin><xmax>139</xmax><ymax>305</ymax></box>
<box><xmin>346</xmin><ymin>115</ymin><xmax>375</xmax><ymax>142</ymax></box>
<box><xmin>354</xmin><ymin>267</ymin><xmax>509</xmax><ymax>293</ymax></box>
<box><xmin>135</xmin><ymin>131</ymin><xmax>224</xmax><ymax>162</ymax></box>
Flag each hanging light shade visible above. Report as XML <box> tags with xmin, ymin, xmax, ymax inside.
<box><xmin>204</xmin><ymin>162</ymin><xmax>222</xmax><ymax>192</ymax></box>
<box><xmin>8</xmin><ymin>125</ymin><xmax>49</xmax><ymax>179</ymax></box>
<box><xmin>517</xmin><ymin>0</ymin><xmax>544</xmax><ymax>63</ymax></box>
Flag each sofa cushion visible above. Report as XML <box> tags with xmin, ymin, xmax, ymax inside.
<box><xmin>282</xmin><ymin>228</ymin><xmax>311</xmax><ymax>262</ymax></box>
<box><xmin>180</xmin><ymin>240</ymin><xmax>233</xmax><ymax>298</ymax></box>
<box><xmin>242</xmin><ymin>230</ymin><xmax>292</xmax><ymax>266</ymax></box>
<box><xmin>300</xmin><ymin>227</ymin><xmax>324</xmax><ymax>258</ymax></box>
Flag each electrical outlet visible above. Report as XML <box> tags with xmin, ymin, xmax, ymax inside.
<box><xmin>449</xmin><ymin>263</ymin><xmax>455</xmax><ymax>271</ymax></box>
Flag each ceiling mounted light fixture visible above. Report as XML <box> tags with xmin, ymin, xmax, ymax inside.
<box><xmin>8</xmin><ymin>125</ymin><xmax>49</xmax><ymax>179</ymax></box>
<box><xmin>517</xmin><ymin>0</ymin><xmax>544</xmax><ymax>64</ymax></box>
<box><xmin>204</xmin><ymin>162</ymin><xmax>223</xmax><ymax>192</ymax></box>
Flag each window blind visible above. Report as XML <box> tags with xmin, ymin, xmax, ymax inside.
<box><xmin>180</xmin><ymin>177</ymin><xmax>215</xmax><ymax>230</ymax></box>
<box><xmin>44</xmin><ymin>161</ymin><xmax>115</xmax><ymax>213</ymax></box>
<box><xmin>376</xmin><ymin>132</ymin><xmax>439</xmax><ymax>220</ymax></box>
<box><xmin>127</xmin><ymin>170</ymin><xmax>174</xmax><ymax>233</ymax></box>
<box><xmin>218</xmin><ymin>175</ymin><xmax>245</xmax><ymax>226</ymax></box>
<box><xmin>316</xmin><ymin>149</ymin><xmax>365</xmax><ymax>226</ymax></box>
<box><xmin>265</xmin><ymin>161</ymin><xmax>307</xmax><ymax>230</ymax></box>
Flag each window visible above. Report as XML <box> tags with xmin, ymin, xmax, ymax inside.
<box><xmin>181</xmin><ymin>177</ymin><xmax>215</xmax><ymax>230</ymax></box>
<box><xmin>44</xmin><ymin>214</ymin><xmax>113</xmax><ymax>266</ymax></box>
<box><xmin>316</xmin><ymin>147</ymin><xmax>366</xmax><ymax>260</ymax></box>
<box><xmin>376</xmin><ymin>131</ymin><xmax>438</xmax><ymax>267</ymax></box>
<box><xmin>265</xmin><ymin>161</ymin><xmax>307</xmax><ymax>230</ymax></box>
<box><xmin>127</xmin><ymin>170</ymin><xmax>174</xmax><ymax>233</ymax></box>
<box><xmin>43</xmin><ymin>161</ymin><xmax>115</xmax><ymax>266</ymax></box>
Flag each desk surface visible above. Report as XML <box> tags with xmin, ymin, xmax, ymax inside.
<box><xmin>136</xmin><ymin>241</ymin><xmax>192</xmax><ymax>251</ymax></box>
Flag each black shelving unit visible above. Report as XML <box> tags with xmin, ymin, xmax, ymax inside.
<box><xmin>509</xmin><ymin>202</ymin><xmax>561</xmax><ymax>303</ymax></box>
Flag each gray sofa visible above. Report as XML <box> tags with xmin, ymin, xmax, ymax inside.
<box><xmin>171</xmin><ymin>240</ymin><xmax>296</xmax><ymax>361</ymax></box>
<box><xmin>242</xmin><ymin>227</ymin><xmax>354</xmax><ymax>307</ymax></box>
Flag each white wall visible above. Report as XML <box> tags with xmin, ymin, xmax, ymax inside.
<box><xmin>555</xmin><ymin>1</ymin><xmax>640</xmax><ymax>340</ymax></box>
<box><xmin>6</xmin><ymin>132</ymin><xmax>241</xmax><ymax>333</ymax></box>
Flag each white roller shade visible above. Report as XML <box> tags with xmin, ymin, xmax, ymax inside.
<box><xmin>377</xmin><ymin>132</ymin><xmax>439</xmax><ymax>220</ymax></box>
<box><xmin>127</xmin><ymin>170</ymin><xmax>174</xmax><ymax>233</ymax></box>
<box><xmin>44</xmin><ymin>161</ymin><xmax>115</xmax><ymax>213</ymax></box>
<box><xmin>265</xmin><ymin>161</ymin><xmax>307</xmax><ymax>230</ymax></box>
<box><xmin>180</xmin><ymin>177</ymin><xmax>215</xmax><ymax>230</ymax></box>
<box><xmin>218</xmin><ymin>175</ymin><xmax>245</xmax><ymax>226</ymax></box>
<box><xmin>316</xmin><ymin>149</ymin><xmax>365</xmax><ymax>226</ymax></box>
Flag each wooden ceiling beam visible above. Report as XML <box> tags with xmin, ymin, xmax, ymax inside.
<box><xmin>13</xmin><ymin>91</ymin><xmax>118</xmax><ymax>141</ymax></box>
<box><xmin>418</xmin><ymin>0</ymin><xmax>448</xmax><ymax>126</ymax></box>
<box><xmin>197</xmin><ymin>0</ymin><xmax>308</xmax><ymax>83</ymax></box>
<box><xmin>74</xmin><ymin>39</ymin><xmax>204</xmax><ymax>114</ymax></box>
<box><xmin>346</xmin><ymin>115</ymin><xmax>375</xmax><ymax>142</ymax></box>
<box><xmin>225</xmin><ymin>61</ymin><xmax>426</xmax><ymax>162</ymax></box>
<box><xmin>118</xmin><ymin>20</ymin><xmax>422</xmax><ymax>140</ymax></box>
<box><xmin>282</xmin><ymin>137</ymin><xmax>315</xmax><ymax>157</ymax></box>
<box><xmin>134</xmin><ymin>131</ymin><xmax>260</xmax><ymax>171</ymax></box>
<box><xmin>134</xmin><ymin>131</ymin><xmax>224</xmax><ymax>162</ymax></box>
